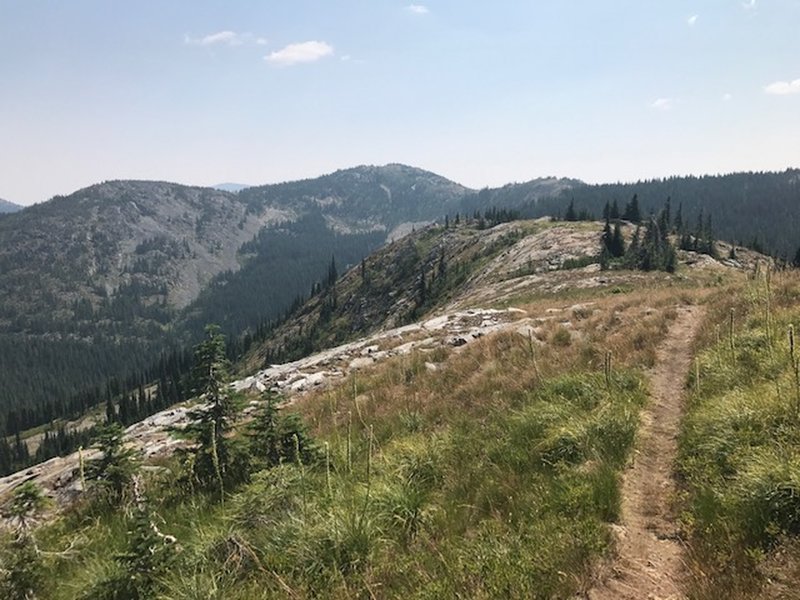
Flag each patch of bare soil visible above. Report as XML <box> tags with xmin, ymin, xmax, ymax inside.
<box><xmin>582</xmin><ymin>305</ymin><xmax>703</xmax><ymax>600</ymax></box>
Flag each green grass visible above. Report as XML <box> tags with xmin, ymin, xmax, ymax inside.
<box><xmin>19</xmin><ymin>369</ymin><xmax>647</xmax><ymax>599</ymax></box>
<box><xmin>678</xmin><ymin>284</ymin><xmax>800</xmax><ymax>598</ymax></box>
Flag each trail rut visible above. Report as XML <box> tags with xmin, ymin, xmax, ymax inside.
<box><xmin>584</xmin><ymin>305</ymin><xmax>703</xmax><ymax>600</ymax></box>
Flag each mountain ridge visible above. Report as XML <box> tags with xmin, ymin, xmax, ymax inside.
<box><xmin>0</xmin><ymin>197</ymin><xmax>22</xmax><ymax>213</ymax></box>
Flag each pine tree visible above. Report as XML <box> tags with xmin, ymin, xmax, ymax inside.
<box><xmin>85</xmin><ymin>423</ymin><xmax>137</xmax><ymax>503</ymax></box>
<box><xmin>564</xmin><ymin>199</ymin><xmax>577</xmax><ymax>221</ymax></box>
<box><xmin>674</xmin><ymin>202</ymin><xmax>683</xmax><ymax>233</ymax></box>
<box><xmin>601</xmin><ymin>218</ymin><xmax>613</xmax><ymax>254</ymax></box>
<box><xmin>658</xmin><ymin>197</ymin><xmax>671</xmax><ymax>234</ymax></box>
<box><xmin>623</xmin><ymin>194</ymin><xmax>641</xmax><ymax>223</ymax></box>
<box><xmin>184</xmin><ymin>325</ymin><xmax>247</xmax><ymax>497</ymax></box>
<box><xmin>0</xmin><ymin>482</ymin><xmax>49</xmax><ymax>600</ymax></box>
<box><xmin>611</xmin><ymin>221</ymin><xmax>625</xmax><ymax>257</ymax></box>
<box><xmin>609</xmin><ymin>199</ymin><xmax>620</xmax><ymax>221</ymax></box>
<box><xmin>248</xmin><ymin>392</ymin><xmax>283</xmax><ymax>467</ymax></box>
<box><xmin>105</xmin><ymin>395</ymin><xmax>117</xmax><ymax>424</ymax></box>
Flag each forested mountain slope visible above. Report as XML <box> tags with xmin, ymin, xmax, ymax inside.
<box><xmin>2</xmin><ymin>164</ymin><xmax>799</xmax><ymax>439</ymax></box>
<box><xmin>513</xmin><ymin>169</ymin><xmax>800</xmax><ymax>257</ymax></box>
<box><xmin>0</xmin><ymin>166</ymin><xmax>472</xmax><ymax>424</ymax></box>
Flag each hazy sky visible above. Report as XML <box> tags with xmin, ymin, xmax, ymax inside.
<box><xmin>1</xmin><ymin>1</ymin><xmax>799</xmax><ymax>205</ymax></box>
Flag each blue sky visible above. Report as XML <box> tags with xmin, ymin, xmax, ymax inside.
<box><xmin>1</xmin><ymin>1</ymin><xmax>798</xmax><ymax>205</ymax></box>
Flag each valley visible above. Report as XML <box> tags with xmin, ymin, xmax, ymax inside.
<box><xmin>1</xmin><ymin>169</ymin><xmax>799</xmax><ymax>599</ymax></box>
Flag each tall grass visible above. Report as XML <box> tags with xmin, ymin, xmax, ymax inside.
<box><xmin>679</xmin><ymin>273</ymin><xmax>800</xmax><ymax>598</ymax></box>
<box><xmin>16</xmin><ymin>293</ymin><xmax>685</xmax><ymax>598</ymax></box>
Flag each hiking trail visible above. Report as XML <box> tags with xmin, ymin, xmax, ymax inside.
<box><xmin>584</xmin><ymin>305</ymin><xmax>703</xmax><ymax>600</ymax></box>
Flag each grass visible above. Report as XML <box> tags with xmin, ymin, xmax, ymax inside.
<box><xmin>678</xmin><ymin>271</ymin><xmax>800</xmax><ymax>599</ymax></box>
<box><xmin>9</xmin><ymin>289</ymin><xmax>679</xmax><ymax>599</ymax></box>
<box><xmin>132</xmin><ymin>369</ymin><xmax>647</xmax><ymax>599</ymax></box>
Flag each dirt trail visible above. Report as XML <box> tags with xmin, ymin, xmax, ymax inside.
<box><xmin>584</xmin><ymin>305</ymin><xmax>703</xmax><ymax>600</ymax></box>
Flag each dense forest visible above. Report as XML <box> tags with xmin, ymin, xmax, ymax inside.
<box><xmin>520</xmin><ymin>170</ymin><xmax>800</xmax><ymax>258</ymax></box>
<box><xmin>178</xmin><ymin>211</ymin><xmax>385</xmax><ymax>340</ymax></box>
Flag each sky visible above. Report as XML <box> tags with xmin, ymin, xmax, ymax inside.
<box><xmin>1</xmin><ymin>1</ymin><xmax>799</xmax><ymax>206</ymax></box>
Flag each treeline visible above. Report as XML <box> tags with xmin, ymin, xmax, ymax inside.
<box><xmin>0</xmin><ymin>346</ymin><xmax>194</xmax><ymax>476</ymax></box>
<box><xmin>519</xmin><ymin>170</ymin><xmax>800</xmax><ymax>258</ymax></box>
<box><xmin>598</xmin><ymin>197</ymin><xmax>718</xmax><ymax>272</ymax></box>
<box><xmin>0</xmin><ymin>247</ymin><xmax>364</xmax><ymax>476</ymax></box>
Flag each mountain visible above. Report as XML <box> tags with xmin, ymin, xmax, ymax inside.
<box><xmin>211</xmin><ymin>183</ymin><xmax>251</xmax><ymax>193</ymax></box>
<box><xmin>2</xmin><ymin>163</ymin><xmax>799</xmax><ymax>435</ymax></box>
<box><xmin>0</xmin><ymin>166</ymin><xmax>471</xmax><ymax>424</ymax></box>
<box><xmin>239</xmin><ymin>163</ymin><xmax>471</xmax><ymax>234</ymax></box>
<box><xmin>0</xmin><ymin>197</ymin><xmax>23</xmax><ymax>213</ymax></box>
<box><xmin>4</xmin><ymin>214</ymin><xmax>792</xmax><ymax>599</ymax></box>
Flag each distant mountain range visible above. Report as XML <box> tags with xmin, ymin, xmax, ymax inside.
<box><xmin>0</xmin><ymin>197</ymin><xmax>23</xmax><ymax>213</ymax></box>
<box><xmin>0</xmin><ymin>163</ymin><xmax>798</xmax><ymax>423</ymax></box>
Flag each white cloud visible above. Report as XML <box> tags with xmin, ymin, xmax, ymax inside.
<box><xmin>742</xmin><ymin>0</ymin><xmax>757</xmax><ymax>10</ymax></box>
<box><xmin>406</xmin><ymin>4</ymin><xmax>429</xmax><ymax>14</ymax></box>
<box><xmin>688</xmin><ymin>14</ymin><xmax>699</xmax><ymax>26</ymax></box>
<box><xmin>185</xmin><ymin>31</ymin><xmax>265</xmax><ymax>47</ymax></box>
<box><xmin>723</xmin><ymin>93</ymin><xmax>733</xmax><ymax>101</ymax></box>
<box><xmin>764</xmin><ymin>78</ymin><xmax>800</xmax><ymax>95</ymax></box>
<box><xmin>265</xmin><ymin>41</ymin><xmax>334</xmax><ymax>67</ymax></box>
<box><xmin>185</xmin><ymin>31</ymin><xmax>241</xmax><ymax>46</ymax></box>
<box><xmin>650</xmin><ymin>98</ymin><xmax>675</xmax><ymax>111</ymax></box>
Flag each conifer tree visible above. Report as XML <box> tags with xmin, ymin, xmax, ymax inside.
<box><xmin>623</xmin><ymin>194</ymin><xmax>641</xmax><ymax>223</ymax></box>
<box><xmin>114</xmin><ymin>476</ymin><xmax>176</xmax><ymax>599</ymax></box>
<box><xmin>609</xmin><ymin>199</ymin><xmax>620</xmax><ymax>221</ymax></box>
<box><xmin>85</xmin><ymin>422</ymin><xmax>137</xmax><ymax>503</ymax></box>
<box><xmin>674</xmin><ymin>202</ymin><xmax>683</xmax><ymax>233</ymax></box>
<box><xmin>611</xmin><ymin>221</ymin><xmax>625</xmax><ymax>257</ymax></box>
<box><xmin>184</xmin><ymin>325</ymin><xmax>248</xmax><ymax>497</ymax></box>
<box><xmin>0</xmin><ymin>482</ymin><xmax>49</xmax><ymax>600</ymax></box>
<box><xmin>564</xmin><ymin>199</ymin><xmax>577</xmax><ymax>222</ymax></box>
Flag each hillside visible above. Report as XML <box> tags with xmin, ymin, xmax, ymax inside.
<box><xmin>0</xmin><ymin>166</ymin><xmax>471</xmax><ymax>426</ymax></box>
<box><xmin>238</xmin><ymin>163</ymin><xmax>471</xmax><ymax>236</ymax></box>
<box><xmin>3</xmin><ymin>164</ymin><xmax>799</xmax><ymax>449</ymax></box>
<box><xmin>4</xmin><ymin>216</ymin><xmax>790</xmax><ymax>599</ymax></box>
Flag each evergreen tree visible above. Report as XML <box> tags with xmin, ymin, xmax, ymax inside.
<box><xmin>0</xmin><ymin>482</ymin><xmax>49</xmax><ymax>600</ymax></box>
<box><xmin>248</xmin><ymin>392</ymin><xmax>283</xmax><ymax>467</ymax></box>
<box><xmin>658</xmin><ymin>197</ymin><xmax>671</xmax><ymax>234</ymax></box>
<box><xmin>601</xmin><ymin>218</ymin><xmax>613</xmax><ymax>254</ymax></box>
<box><xmin>624</xmin><ymin>225</ymin><xmax>642</xmax><ymax>270</ymax></box>
<box><xmin>85</xmin><ymin>423</ymin><xmax>137</xmax><ymax>503</ymax></box>
<box><xmin>793</xmin><ymin>246</ymin><xmax>800</xmax><ymax>268</ymax></box>
<box><xmin>623</xmin><ymin>194</ymin><xmax>641</xmax><ymax>223</ymax></box>
<box><xmin>674</xmin><ymin>202</ymin><xmax>683</xmax><ymax>233</ymax></box>
<box><xmin>105</xmin><ymin>395</ymin><xmax>117</xmax><ymax>424</ymax></box>
<box><xmin>609</xmin><ymin>199</ymin><xmax>620</xmax><ymax>220</ymax></box>
<box><xmin>564</xmin><ymin>199</ymin><xmax>578</xmax><ymax>221</ymax></box>
<box><xmin>611</xmin><ymin>221</ymin><xmax>626</xmax><ymax>257</ymax></box>
<box><xmin>184</xmin><ymin>325</ymin><xmax>247</xmax><ymax>497</ymax></box>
